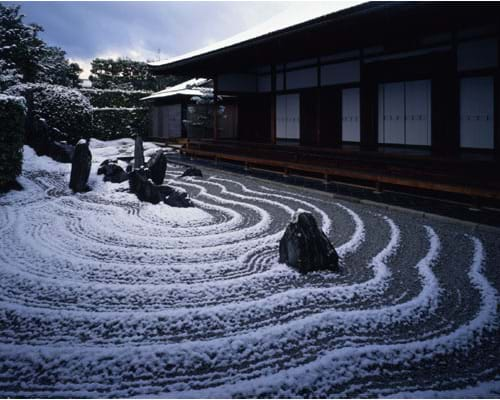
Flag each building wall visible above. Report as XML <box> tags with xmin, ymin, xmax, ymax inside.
<box><xmin>216</xmin><ymin>23</ymin><xmax>499</xmax><ymax>155</ymax></box>
<box><xmin>150</xmin><ymin>104</ymin><xmax>182</xmax><ymax>139</ymax></box>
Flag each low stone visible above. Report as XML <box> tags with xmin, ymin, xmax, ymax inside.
<box><xmin>163</xmin><ymin>187</ymin><xmax>193</xmax><ymax>208</ymax></box>
<box><xmin>69</xmin><ymin>139</ymin><xmax>92</xmax><ymax>193</ymax></box>
<box><xmin>98</xmin><ymin>159</ymin><xmax>118</xmax><ymax>169</ymax></box>
<box><xmin>146</xmin><ymin>151</ymin><xmax>167</xmax><ymax>185</ymax></box>
<box><xmin>279</xmin><ymin>210</ymin><xmax>339</xmax><ymax>273</ymax></box>
<box><xmin>180</xmin><ymin>167</ymin><xmax>203</xmax><ymax>178</ymax></box>
<box><xmin>103</xmin><ymin>164</ymin><xmax>129</xmax><ymax>183</ymax></box>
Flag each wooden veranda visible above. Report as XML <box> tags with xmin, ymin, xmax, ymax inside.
<box><xmin>179</xmin><ymin>139</ymin><xmax>500</xmax><ymax>207</ymax></box>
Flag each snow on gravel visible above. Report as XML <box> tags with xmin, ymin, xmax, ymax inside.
<box><xmin>0</xmin><ymin>139</ymin><xmax>499</xmax><ymax>398</ymax></box>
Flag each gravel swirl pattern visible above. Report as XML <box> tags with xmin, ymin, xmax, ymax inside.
<box><xmin>0</xmin><ymin>139</ymin><xmax>499</xmax><ymax>398</ymax></box>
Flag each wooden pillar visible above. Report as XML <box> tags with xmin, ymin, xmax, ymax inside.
<box><xmin>318</xmin><ymin>87</ymin><xmax>341</xmax><ymax>148</ymax></box>
<box><xmin>271</xmin><ymin>65</ymin><xmax>277</xmax><ymax>144</ymax></box>
<box><xmin>431</xmin><ymin>52</ymin><xmax>459</xmax><ymax>156</ymax></box>
<box><xmin>360</xmin><ymin>61</ymin><xmax>378</xmax><ymax>151</ymax></box>
<box><xmin>316</xmin><ymin>58</ymin><xmax>322</xmax><ymax>146</ymax></box>
<box><xmin>495</xmin><ymin>36</ymin><xmax>500</xmax><ymax>161</ymax></box>
<box><xmin>213</xmin><ymin>75</ymin><xmax>219</xmax><ymax>140</ymax></box>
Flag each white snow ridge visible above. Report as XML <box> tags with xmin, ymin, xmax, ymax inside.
<box><xmin>0</xmin><ymin>140</ymin><xmax>498</xmax><ymax>398</ymax></box>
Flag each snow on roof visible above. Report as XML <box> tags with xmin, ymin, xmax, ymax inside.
<box><xmin>149</xmin><ymin>1</ymin><xmax>364</xmax><ymax>69</ymax></box>
<box><xmin>140</xmin><ymin>78</ymin><xmax>211</xmax><ymax>101</ymax></box>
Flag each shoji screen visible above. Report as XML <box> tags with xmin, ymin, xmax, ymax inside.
<box><xmin>460</xmin><ymin>76</ymin><xmax>494</xmax><ymax>149</ymax></box>
<box><xmin>342</xmin><ymin>88</ymin><xmax>360</xmax><ymax>142</ymax></box>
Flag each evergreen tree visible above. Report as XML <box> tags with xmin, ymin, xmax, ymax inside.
<box><xmin>89</xmin><ymin>57</ymin><xmax>181</xmax><ymax>91</ymax></box>
<box><xmin>37</xmin><ymin>46</ymin><xmax>82</xmax><ymax>87</ymax></box>
<box><xmin>0</xmin><ymin>4</ymin><xmax>82</xmax><ymax>88</ymax></box>
<box><xmin>0</xmin><ymin>3</ymin><xmax>45</xmax><ymax>83</ymax></box>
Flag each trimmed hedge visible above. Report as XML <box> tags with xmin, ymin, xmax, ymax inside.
<box><xmin>92</xmin><ymin>108</ymin><xmax>150</xmax><ymax>140</ymax></box>
<box><xmin>0</xmin><ymin>94</ymin><xmax>25</xmax><ymax>188</ymax></box>
<box><xmin>6</xmin><ymin>83</ymin><xmax>92</xmax><ymax>143</ymax></box>
<box><xmin>80</xmin><ymin>89</ymin><xmax>151</xmax><ymax>109</ymax></box>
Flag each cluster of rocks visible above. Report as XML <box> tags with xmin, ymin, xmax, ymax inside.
<box><xmin>31</xmin><ymin>118</ymin><xmax>75</xmax><ymax>163</ymax></box>
<box><xmin>124</xmin><ymin>135</ymin><xmax>197</xmax><ymax>207</ymax></box>
<box><xmin>68</xmin><ymin>134</ymin><xmax>203</xmax><ymax>206</ymax></box>
<box><xmin>279</xmin><ymin>209</ymin><xmax>339</xmax><ymax>274</ymax></box>
<box><xmin>128</xmin><ymin>168</ymin><xmax>192</xmax><ymax>207</ymax></box>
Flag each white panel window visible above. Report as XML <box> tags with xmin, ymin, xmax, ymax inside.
<box><xmin>405</xmin><ymin>80</ymin><xmax>431</xmax><ymax>146</ymax></box>
<box><xmin>378</xmin><ymin>80</ymin><xmax>431</xmax><ymax>145</ymax></box>
<box><xmin>320</xmin><ymin>60</ymin><xmax>360</xmax><ymax>86</ymax></box>
<box><xmin>457</xmin><ymin>38</ymin><xmax>498</xmax><ymax>71</ymax></box>
<box><xmin>286</xmin><ymin>94</ymin><xmax>300</xmax><ymax>139</ymax></box>
<box><xmin>380</xmin><ymin>82</ymin><xmax>405</xmax><ymax>144</ymax></box>
<box><xmin>342</xmin><ymin>88</ymin><xmax>360</xmax><ymax>142</ymax></box>
<box><xmin>460</xmin><ymin>76</ymin><xmax>494</xmax><ymax>149</ymax></box>
<box><xmin>286</xmin><ymin>67</ymin><xmax>317</xmax><ymax>90</ymax></box>
<box><xmin>276</xmin><ymin>95</ymin><xmax>287</xmax><ymax>139</ymax></box>
<box><xmin>276</xmin><ymin>94</ymin><xmax>300</xmax><ymax>140</ymax></box>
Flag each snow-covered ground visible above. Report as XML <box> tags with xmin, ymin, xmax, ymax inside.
<box><xmin>0</xmin><ymin>139</ymin><xmax>499</xmax><ymax>398</ymax></box>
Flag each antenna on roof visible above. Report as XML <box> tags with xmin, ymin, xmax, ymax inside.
<box><xmin>157</xmin><ymin>48</ymin><xmax>161</xmax><ymax>61</ymax></box>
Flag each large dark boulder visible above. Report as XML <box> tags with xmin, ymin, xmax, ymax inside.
<box><xmin>128</xmin><ymin>169</ymin><xmax>161</xmax><ymax>204</ymax></box>
<box><xmin>146</xmin><ymin>151</ymin><xmax>167</xmax><ymax>185</ymax></box>
<box><xmin>69</xmin><ymin>139</ymin><xmax>92</xmax><ymax>193</ymax></box>
<box><xmin>279</xmin><ymin>210</ymin><xmax>339</xmax><ymax>273</ymax></box>
<box><xmin>46</xmin><ymin>140</ymin><xmax>74</xmax><ymax>163</ymax></box>
<box><xmin>180</xmin><ymin>167</ymin><xmax>203</xmax><ymax>178</ymax></box>
<box><xmin>133</xmin><ymin>135</ymin><xmax>144</xmax><ymax>169</ymax></box>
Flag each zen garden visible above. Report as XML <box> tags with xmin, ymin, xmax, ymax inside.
<box><xmin>0</xmin><ymin>2</ymin><xmax>499</xmax><ymax>399</ymax></box>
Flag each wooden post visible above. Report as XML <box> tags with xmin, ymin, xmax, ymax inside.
<box><xmin>360</xmin><ymin>59</ymin><xmax>377</xmax><ymax>151</ymax></box>
<box><xmin>271</xmin><ymin>65</ymin><xmax>277</xmax><ymax>144</ymax></box>
<box><xmin>213</xmin><ymin>75</ymin><xmax>219</xmax><ymax>140</ymax></box>
<box><xmin>495</xmin><ymin>32</ymin><xmax>500</xmax><ymax>161</ymax></box>
<box><xmin>316</xmin><ymin>57</ymin><xmax>321</xmax><ymax>146</ymax></box>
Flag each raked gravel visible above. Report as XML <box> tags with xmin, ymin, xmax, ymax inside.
<box><xmin>0</xmin><ymin>138</ymin><xmax>499</xmax><ymax>398</ymax></box>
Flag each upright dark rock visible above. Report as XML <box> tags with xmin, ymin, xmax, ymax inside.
<box><xmin>279</xmin><ymin>210</ymin><xmax>339</xmax><ymax>273</ymax></box>
<box><xmin>180</xmin><ymin>167</ymin><xmax>203</xmax><ymax>178</ymax></box>
<box><xmin>134</xmin><ymin>135</ymin><xmax>144</xmax><ymax>169</ymax></box>
<box><xmin>146</xmin><ymin>151</ymin><xmax>167</xmax><ymax>185</ymax></box>
<box><xmin>69</xmin><ymin>139</ymin><xmax>92</xmax><ymax>193</ymax></box>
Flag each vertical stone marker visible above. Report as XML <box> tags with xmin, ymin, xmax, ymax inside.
<box><xmin>279</xmin><ymin>209</ymin><xmax>339</xmax><ymax>273</ymax></box>
<box><xmin>69</xmin><ymin>139</ymin><xmax>92</xmax><ymax>193</ymax></box>
<box><xmin>134</xmin><ymin>134</ymin><xmax>144</xmax><ymax>169</ymax></box>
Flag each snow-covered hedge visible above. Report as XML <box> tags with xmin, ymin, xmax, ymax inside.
<box><xmin>92</xmin><ymin>108</ymin><xmax>149</xmax><ymax>140</ymax></box>
<box><xmin>0</xmin><ymin>94</ymin><xmax>25</xmax><ymax>188</ymax></box>
<box><xmin>6</xmin><ymin>83</ymin><xmax>92</xmax><ymax>143</ymax></box>
<box><xmin>80</xmin><ymin>88</ymin><xmax>151</xmax><ymax>109</ymax></box>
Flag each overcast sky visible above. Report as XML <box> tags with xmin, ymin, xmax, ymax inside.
<box><xmin>8</xmin><ymin>1</ymin><xmax>357</xmax><ymax>78</ymax></box>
